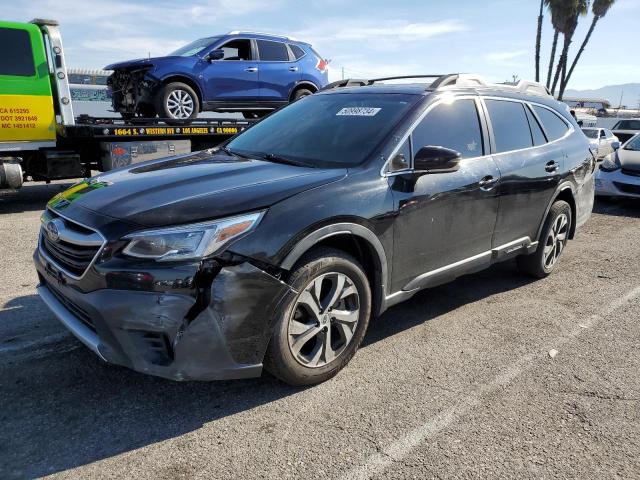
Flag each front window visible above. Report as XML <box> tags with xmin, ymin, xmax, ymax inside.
<box><xmin>582</xmin><ymin>129</ymin><xmax>598</xmax><ymax>139</ymax></box>
<box><xmin>613</xmin><ymin>120</ymin><xmax>640</xmax><ymax>130</ymax></box>
<box><xmin>226</xmin><ymin>93</ymin><xmax>419</xmax><ymax>167</ymax></box>
<box><xmin>169</xmin><ymin>36</ymin><xmax>221</xmax><ymax>57</ymax></box>
<box><xmin>624</xmin><ymin>135</ymin><xmax>640</xmax><ymax>151</ymax></box>
<box><xmin>0</xmin><ymin>27</ymin><xmax>35</xmax><ymax>76</ymax></box>
<box><xmin>218</xmin><ymin>39</ymin><xmax>253</xmax><ymax>60</ymax></box>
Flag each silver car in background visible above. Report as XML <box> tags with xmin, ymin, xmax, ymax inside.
<box><xmin>595</xmin><ymin>133</ymin><xmax>640</xmax><ymax>199</ymax></box>
<box><xmin>582</xmin><ymin>127</ymin><xmax>619</xmax><ymax>160</ymax></box>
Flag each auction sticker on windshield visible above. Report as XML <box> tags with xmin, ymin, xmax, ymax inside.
<box><xmin>336</xmin><ymin>107</ymin><xmax>381</xmax><ymax>117</ymax></box>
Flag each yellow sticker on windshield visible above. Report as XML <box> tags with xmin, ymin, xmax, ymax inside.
<box><xmin>336</xmin><ymin>107</ymin><xmax>381</xmax><ymax>117</ymax></box>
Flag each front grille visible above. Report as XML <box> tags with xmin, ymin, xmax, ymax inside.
<box><xmin>39</xmin><ymin>210</ymin><xmax>104</xmax><ymax>278</ymax></box>
<box><xmin>45</xmin><ymin>281</ymin><xmax>96</xmax><ymax>332</ymax></box>
<box><xmin>613</xmin><ymin>181</ymin><xmax>640</xmax><ymax>195</ymax></box>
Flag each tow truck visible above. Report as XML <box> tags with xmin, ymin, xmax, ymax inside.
<box><xmin>0</xmin><ymin>19</ymin><xmax>254</xmax><ymax>191</ymax></box>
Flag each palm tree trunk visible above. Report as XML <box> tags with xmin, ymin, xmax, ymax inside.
<box><xmin>546</xmin><ymin>30</ymin><xmax>559</xmax><ymax>89</ymax></box>
<box><xmin>560</xmin><ymin>16</ymin><xmax>600</xmax><ymax>99</ymax></box>
<box><xmin>551</xmin><ymin>34</ymin><xmax>571</xmax><ymax>96</ymax></box>
<box><xmin>535</xmin><ymin>0</ymin><xmax>544</xmax><ymax>82</ymax></box>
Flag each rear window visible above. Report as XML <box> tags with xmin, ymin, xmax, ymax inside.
<box><xmin>581</xmin><ymin>129</ymin><xmax>598</xmax><ymax>139</ymax></box>
<box><xmin>485</xmin><ymin>100</ymin><xmax>533</xmax><ymax>153</ymax></box>
<box><xmin>613</xmin><ymin>120</ymin><xmax>640</xmax><ymax>130</ymax></box>
<box><xmin>257</xmin><ymin>40</ymin><xmax>289</xmax><ymax>61</ymax></box>
<box><xmin>226</xmin><ymin>93</ymin><xmax>418</xmax><ymax>167</ymax></box>
<box><xmin>0</xmin><ymin>27</ymin><xmax>35</xmax><ymax>76</ymax></box>
<box><xmin>289</xmin><ymin>44</ymin><xmax>305</xmax><ymax>59</ymax></box>
<box><xmin>533</xmin><ymin>106</ymin><xmax>570</xmax><ymax>141</ymax></box>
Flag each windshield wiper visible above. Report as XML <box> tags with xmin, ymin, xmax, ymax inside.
<box><xmin>259</xmin><ymin>153</ymin><xmax>309</xmax><ymax>167</ymax></box>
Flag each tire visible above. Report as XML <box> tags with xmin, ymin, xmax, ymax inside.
<box><xmin>517</xmin><ymin>200</ymin><xmax>572</xmax><ymax>278</ymax></box>
<box><xmin>264</xmin><ymin>247</ymin><xmax>372</xmax><ymax>386</ymax></box>
<box><xmin>155</xmin><ymin>82</ymin><xmax>199</xmax><ymax>123</ymax></box>
<box><xmin>291</xmin><ymin>88</ymin><xmax>313</xmax><ymax>101</ymax></box>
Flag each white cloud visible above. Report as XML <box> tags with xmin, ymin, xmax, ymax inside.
<box><xmin>82</xmin><ymin>37</ymin><xmax>188</xmax><ymax>60</ymax></box>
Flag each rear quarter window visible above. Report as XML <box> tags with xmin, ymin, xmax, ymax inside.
<box><xmin>289</xmin><ymin>44</ymin><xmax>305</xmax><ymax>59</ymax></box>
<box><xmin>533</xmin><ymin>105</ymin><xmax>570</xmax><ymax>141</ymax></box>
<box><xmin>0</xmin><ymin>27</ymin><xmax>35</xmax><ymax>76</ymax></box>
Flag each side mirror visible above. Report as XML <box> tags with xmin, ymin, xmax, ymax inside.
<box><xmin>206</xmin><ymin>49</ymin><xmax>225</xmax><ymax>61</ymax></box>
<box><xmin>612</xmin><ymin>141</ymin><xmax>621</xmax><ymax>151</ymax></box>
<box><xmin>413</xmin><ymin>146</ymin><xmax>461</xmax><ymax>174</ymax></box>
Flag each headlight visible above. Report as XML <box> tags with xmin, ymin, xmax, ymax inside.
<box><xmin>122</xmin><ymin>211</ymin><xmax>264</xmax><ymax>261</ymax></box>
<box><xmin>600</xmin><ymin>153</ymin><xmax>620</xmax><ymax>172</ymax></box>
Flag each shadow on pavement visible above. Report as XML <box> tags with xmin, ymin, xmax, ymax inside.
<box><xmin>0</xmin><ymin>261</ymin><xmax>533</xmax><ymax>478</ymax></box>
<box><xmin>593</xmin><ymin>197</ymin><xmax>640</xmax><ymax>218</ymax></box>
<box><xmin>0</xmin><ymin>182</ymin><xmax>74</xmax><ymax>215</ymax></box>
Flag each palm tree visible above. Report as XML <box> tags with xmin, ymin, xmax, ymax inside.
<box><xmin>559</xmin><ymin>0</ymin><xmax>616</xmax><ymax>98</ymax></box>
<box><xmin>550</xmin><ymin>0</ymin><xmax>588</xmax><ymax>98</ymax></box>
<box><xmin>545</xmin><ymin>0</ymin><xmax>564</xmax><ymax>89</ymax></box>
<box><xmin>535</xmin><ymin>0</ymin><xmax>545</xmax><ymax>82</ymax></box>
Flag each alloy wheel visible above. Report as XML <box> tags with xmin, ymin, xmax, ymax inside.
<box><xmin>287</xmin><ymin>272</ymin><xmax>360</xmax><ymax>368</ymax></box>
<box><xmin>166</xmin><ymin>89</ymin><xmax>194</xmax><ymax>118</ymax></box>
<box><xmin>543</xmin><ymin>213</ymin><xmax>569</xmax><ymax>269</ymax></box>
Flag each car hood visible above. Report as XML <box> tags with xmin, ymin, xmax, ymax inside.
<box><xmin>618</xmin><ymin>148</ymin><xmax>640</xmax><ymax>169</ymax></box>
<box><xmin>104</xmin><ymin>56</ymin><xmax>186</xmax><ymax>70</ymax></box>
<box><xmin>47</xmin><ymin>151</ymin><xmax>347</xmax><ymax>228</ymax></box>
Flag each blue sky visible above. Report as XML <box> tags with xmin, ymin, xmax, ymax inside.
<box><xmin>2</xmin><ymin>0</ymin><xmax>638</xmax><ymax>89</ymax></box>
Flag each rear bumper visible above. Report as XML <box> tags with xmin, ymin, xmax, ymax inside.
<box><xmin>595</xmin><ymin>168</ymin><xmax>640</xmax><ymax>198</ymax></box>
<box><xmin>35</xmin><ymin>248</ymin><xmax>295</xmax><ymax>381</ymax></box>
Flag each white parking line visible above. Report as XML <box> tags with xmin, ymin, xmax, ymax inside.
<box><xmin>342</xmin><ymin>285</ymin><xmax>640</xmax><ymax>480</ymax></box>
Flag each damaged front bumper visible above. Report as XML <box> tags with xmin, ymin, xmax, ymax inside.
<box><xmin>34</xmin><ymin>249</ymin><xmax>295</xmax><ymax>381</ymax></box>
<box><xmin>107</xmin><ymin>67</ymin><xmax>158</xmax><ymax>117</ymax></box>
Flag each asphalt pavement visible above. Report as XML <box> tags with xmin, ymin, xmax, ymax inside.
<box><xmin>1</xmin><ymin>183</ymin><xmax>639</xmax><ymax>479</ymax></box>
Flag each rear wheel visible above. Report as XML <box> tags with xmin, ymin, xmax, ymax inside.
<box><xmin>156</xmin><ymin>82</ymin><xmax>199</xmax><ymax>123</ymax></box>
<box><xmin>517</xmin><ymin>200</ymin><xmax>572</xmax><ymax>278</ymax></box>
<box><xmin>265</xmin><ymin>248</ymin><xmax>371</xmax><ymax>386</ymax></box>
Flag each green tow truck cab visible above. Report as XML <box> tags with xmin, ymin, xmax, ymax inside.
<box><xmin>0</xmin><ymin>19</ymin><xmax>252</xmax><ymax>191</ymax></box>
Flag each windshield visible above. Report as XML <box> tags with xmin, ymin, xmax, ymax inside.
<box><xmin>624</xmin><ymin>134</ymin><xmax>640</xmax><ymax>151</ymax></box>
<box><xmin>613</xmin><ymin>120</ymin><xmax>640</xmax><ymax>130</ymax></box>
<box><xmin>226</xmin><ymin>93</ymin><xmax>419</xmax><ymax>167</ymax></box>
<box><xmin>582</xmin><ymin>129</ymin><xmax>598</xmax><ymax>139</ymax></box>
<box><xmin>169</xmin><ymin>36</ymin><xmax>221</xmax><ymax>57</ymax></box>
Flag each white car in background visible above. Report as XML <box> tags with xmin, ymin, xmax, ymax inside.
<box><xmin>596</xmin><ymin>133</ymin><xmax>640</xmax><ymax>199</ymax></box>
<box><xmin>582</xmin><ymin>127</ymin><xmax>619</xmax><ymax>160</ymax></box>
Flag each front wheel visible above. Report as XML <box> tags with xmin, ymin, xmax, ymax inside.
<box><xmin>156</xmin><ymin>82</ymin><xmax>199</xmax><ymax>123</ymax></box>
<box><xmin>264</xmin><ymin>248</ymin><xmax>372</xmax><ymax>386</ymax></box>
<box><xmin>517</xmin><ymin>200</ymin><xmax>572</xmax><ymax>278</ymax></box>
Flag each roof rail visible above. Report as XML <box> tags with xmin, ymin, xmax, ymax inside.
<box><xmin>321</xmin><ymin>73</ymin><xmax>552</xmax><ymax>98</ymax></box>
<box><xmin>515</xmin><ymin>80</ymin><xmax>552</xmax><ymax>97</ymax></box>
<box><xmin>226</xmin><ymin>30</ymin><xmax>298</xmax><ymax>41</ymax></box>
<box><xmin>430</xmin><ymin>73</ymin><xmax>488</xmax><ymax>89</ymax></box>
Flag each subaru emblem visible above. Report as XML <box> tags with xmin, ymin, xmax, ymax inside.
<box><xmin>45</xmin><ymin>219</ymin><xmax>62</xmax><ymax>242</ymax></box>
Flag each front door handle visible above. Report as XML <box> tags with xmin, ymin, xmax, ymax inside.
<box><xmin>545</xmin><ymin>160</ymin><xmax>559</xmax><ymax>173</ymax></box>
<box><xmin>289</xmin><ymin>66</ymin><xmax>299</xmax><ymax>72</ymax></box>
<box><xmin>478</xmin><ymin>175</ymin><xmax>498</xmax><ymax>190</ymax></box>
<box><xmin>245</xmin><ymin>67</ymin><xmax>258</xmax><ymax>73</ymax></box>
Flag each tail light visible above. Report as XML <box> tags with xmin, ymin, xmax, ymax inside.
<box><xmin>316</xmin><ymin>58</ymin><xmax>329</xmax><ymax>72</ymax></box>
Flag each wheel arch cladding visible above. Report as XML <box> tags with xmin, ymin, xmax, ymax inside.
<box><xmin>289</xmin><ymin>81</ymin><xmax>318</xmax><ymax>101</ymax></box>
<box><xmin>538</xmin><ymin>185</ymin><xmax>577</xmax><ymax>242</ymax></box>
<box><xmin>161</xmin><ymin>75</ymin><xmax>203</xmax><ymax>109</ymax></box>
<box><xmin>280</xmin><ymin>223</ymin><xmax>388</xmax><ymax>317</ymax></box>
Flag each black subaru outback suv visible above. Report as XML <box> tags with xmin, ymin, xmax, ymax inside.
<box><xmin>35</xmin><ymin>74</ymin><xmax>595</xmax><ymax>386</ymax></box>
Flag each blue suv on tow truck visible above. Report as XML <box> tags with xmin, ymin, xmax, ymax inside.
<box><xmin>106</xmin><ymin>31</ymin><xmax>329</xmax><ymax>121</ymax></box>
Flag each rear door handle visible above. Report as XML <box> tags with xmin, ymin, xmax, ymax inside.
<box><xmin>545</xmin><ymin>160</ymin><xmax>559</xmax><ymax>173</ymax></box>
<box><xmin>478</xmin><ymin>175</ymin><xmax>498</xmax><ymax>190</ymax></box>
<box><xmin>245</xmin><ymin>67</ymin><xmax>258</xmax><ymax>73</ymax></box>
<box><xmin>289</xmin><ymin>66</ymin><xmax>299</xmax><ymax>72</ymax></box>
